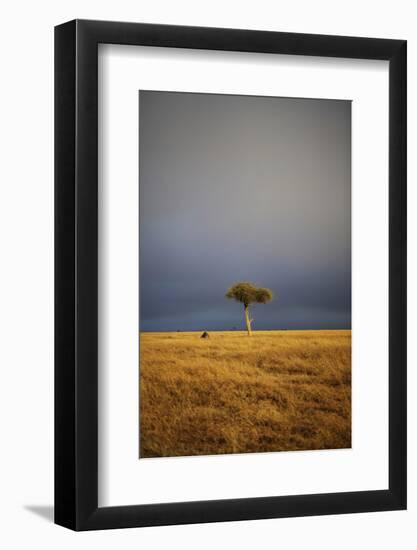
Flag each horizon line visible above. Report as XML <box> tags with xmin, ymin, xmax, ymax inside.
<box><xmin>139</xmin><ymin>327</ymin><xmax>351</xmax><ymax>333</ymax></box>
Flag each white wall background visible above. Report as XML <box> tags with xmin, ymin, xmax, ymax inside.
<box><xmin>0</xmin><ymin>0</ymin><xmax>415</xmax><ymax>548</ymax></box>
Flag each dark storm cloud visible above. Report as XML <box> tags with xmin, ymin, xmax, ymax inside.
<box><xmin>139</xmin><ymin>91</ymin><xmax>351</xmax><ymax>331</ymax></box>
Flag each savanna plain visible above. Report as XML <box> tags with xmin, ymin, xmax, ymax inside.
<box><xmin>140</xmin><ymin>330</ymin><xmax>351</xmax><ymax>458</ymax></box>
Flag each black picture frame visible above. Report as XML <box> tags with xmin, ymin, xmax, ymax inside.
<box><xmin>55</xmin><ymin>19</ymin><xmax>407</xmax><ymax>531</ymax></box>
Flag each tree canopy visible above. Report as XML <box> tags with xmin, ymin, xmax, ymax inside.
<box><xmin>225</xmin><ymin>282</ymin><xmax>273</xmax><ymax>307</ymax></box>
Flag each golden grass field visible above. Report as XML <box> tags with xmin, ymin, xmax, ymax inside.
<box><xmin>139</xmin><ymin>330</ymin><xmax>351</xmax><ymax>458</ymax></box>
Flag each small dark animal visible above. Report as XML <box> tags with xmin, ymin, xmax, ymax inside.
<box><xmin>201</xmin><ymin>331</ymin><xmax>209</xmax><ymax>339</ymax></box>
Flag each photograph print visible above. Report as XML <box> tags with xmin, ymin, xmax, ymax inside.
<box><xmin>139</xmin><ymin>91</ymin><xmax>351</xmax><ymax>459</ymax></box>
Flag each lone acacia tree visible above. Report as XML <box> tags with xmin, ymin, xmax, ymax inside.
<box><xmin>225</xmin><ymin>282</ymin><xmax>273</xmax><ymax>336</ymax></box>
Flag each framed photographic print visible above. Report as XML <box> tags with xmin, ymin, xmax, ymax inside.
<box><xmin>55</xmin><ymin>20</ymin><xmax>406</xmax><ymax>530</ymax></box>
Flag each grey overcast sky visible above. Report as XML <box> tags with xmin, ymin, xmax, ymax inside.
<box><xmin>139</xmin><ymin>91</ymin><xmax>351</xmax><ymax>332</ymax></box>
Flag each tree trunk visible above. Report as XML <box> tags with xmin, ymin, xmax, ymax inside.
<box><xmin>244</xmin><ymin>305</ymin><xmax>252</xmax><ymax>336</ymax></box>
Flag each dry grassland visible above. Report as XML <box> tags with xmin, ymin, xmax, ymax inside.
<box><xmin>140</xmin><ymin>330</ymin><xmax>351</xmax><ymax>458</ymax></box>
